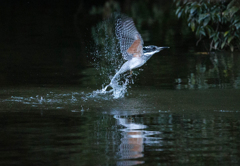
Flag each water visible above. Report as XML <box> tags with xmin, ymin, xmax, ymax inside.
<box><xmin>1</xmin><ymin>1</ymin><xmax>240</xmax><ymax>165</ymax></box>
<box><xmin>1</xmin><ymin>86</ymin><xmax>240</xmax><ymax>165</ymax></box>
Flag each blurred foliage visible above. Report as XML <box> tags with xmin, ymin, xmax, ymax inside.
<box><xmin>89</xmin><ymin>0</ymin><xmax>120</xmax><ymax>19</ymax></box>
<box><xmin>174</xmin><ymin>0</ymin><xmax>240</xmax><ymax>52</ymax></box>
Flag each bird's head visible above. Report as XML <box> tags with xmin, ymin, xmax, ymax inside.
<box><xmin>143</xmin><ymin>45</ymin><xmax>169</xmax><ymax>58</ymax></box>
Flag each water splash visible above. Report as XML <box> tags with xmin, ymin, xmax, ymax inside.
<box><xmin>91</xmin><ymin>76</ymin><xmax>130</xmax><ymax>99</ymax></box>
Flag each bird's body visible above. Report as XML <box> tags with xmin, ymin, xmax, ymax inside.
<box><xmin>103</xmin><ymin>15</ymin><xmax>169</xmax><ymax>91</ymax></box>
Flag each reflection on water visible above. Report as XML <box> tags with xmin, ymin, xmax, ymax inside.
<box><xmin>1</xmin><ymin>97</ymin><xmax>239</xmax><ymax>165</ymax></box>
<box><xmin>178</xmin><ymin>52</ymin><xmax>240</xmax><ymax>90</ymax></box>
<box><xmin>115</xmin><ymin>115</ymin><xmax>145</xmax><ymax>165</ymax></box>
<box><xmin>1</xmin><ymin>86</ymin><xmax>240</xmax><ymax>166</ymax></box>
<box><xmin>114</xmin><ymin>113</ymin><xmax>164</xmax><ymax>165</ymax></box>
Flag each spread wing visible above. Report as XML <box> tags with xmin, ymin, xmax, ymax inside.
<box><xmin>115</xmin><ymin>15</ymin><xmax>144</xmax><ymax>60</ymax></box>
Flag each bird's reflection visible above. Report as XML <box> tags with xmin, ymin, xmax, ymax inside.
<box><xmin>115</xmin><ymin>115</ymin><xmax>145</xmax><ymax>160</ymax></box>
<box><xmin>113</xmin><ymin>113</ymin><xmax>162</xmax><ymax>166</ymax></box>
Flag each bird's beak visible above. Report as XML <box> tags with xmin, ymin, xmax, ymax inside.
<box><xmin>158</xmin><ymin>47</ymin><xmax>170</xmax><ymax>50</ymax></box>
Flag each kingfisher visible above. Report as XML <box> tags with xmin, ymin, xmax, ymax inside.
<box><xmin>103</xmin><ymin>15</ymin><xmax>169</xmax><ymax>91</ymax></box>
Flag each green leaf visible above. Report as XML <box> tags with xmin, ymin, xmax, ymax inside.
<box><xmin>224</xmin><ymin>31</ymin><xmax>230</xmax><ymax>37</ymax></box>
<box><xmin>203</xmin><ymin>3</ymin><xmax>208</xmax><ymax>10</ymax></box>
<box><xmin>190</xmin><ymin>2</ymin><xmax>197</xmax><ymax>7</ymax></box>
<box><xmin>235</xmin><ymin>23</ymin><xmax>240</xmax><ymax>30</ymax></box>
<box><xmin>211</xmin><ymin>13</ymin><xmax>215</xmax><ymax>21</ymax></box>
<box><xmin>213</xmin><ymin>34</ymin><xmax>218</xmax><ymax>42</ymax></box>
<box><xmin>187</xmin><ymin>15</ymin><xmax>193</xmax><ymax>22</ymax></box>
<box><xmin>176</xmin><ymin>0</ymin><xmax>181</xmax><ymax>6</ymax></box>
<box><xmin>203</xmin><ymin>17</ymin><xmax>210</xmax><ymax>26</ymax></box>
<box><xmin>183</xmin><ymin>0</ymin><xmax>188</xmax><ymax>4</ymax></box>
<box><xmin>230</xmin><ymin>44</ymin><xmax>234</xmax><ymax>52</ymax></box>
<box><xmin>228</xmin><ymin>36</ymin><xmax>234</xmax><ymax>44</ymax></box>
<box><xmin>176</xmin><ymin>7</ymin><xmax>181</xmax><ymax>15</ymax></box>
<box><xmin>208</xmin><ymin>25</ymin><xmax>214</xmax><ymax>32</ymax></box>
<box><xmin>214</xmin><ymin>42</ymin><xmax>219</xmax><ymax>49</ymax></box>
<box><xmin>210</xmin><ymin>32</ymin><xmax>216</xmax><ymax>39</ymax></box>
<box><xmin>233</xmin><ymin>18</ymin><xmax>240</xmax><ymax>24</ymax></box>
<box><xmin>216</xmin><ymin>13</ymin><xmax>221</xmax><ymax>22</ymax></box>
<box><xmin>221</xmin><ymin>41</ymin><xmax>226</xmax><ymax>49</ymax></box>
<box><xmin>205</xmin><ymin>25</ymin><xmax>212</xmax><ymax>36</ymax></box>
<box><xmin>227</xmin><ymin>0</ymin><xmax>236</xmax><ymax>9</ymax></box>
<box><xmin>200</xmin><ymin>29</ymin><xmax>206</xmax><ymax>36</ymax></box>
<box><xmin>196</xmin><ymin>26</ymin><xmax>201</xmax><ymax>35</ymax></box>
<box><xmin>190</xmin><ymin>6</ymin><xmax>198</xmax><ymax>14</ymax></box>
<box><xmin>178</xmin><ymin>10</ymin><xmax>183</xmax><ymax>18</ymax></box>
<box><xmin>191</xmin><ymin>22</ymin><xmax>195</xmax><ymax>31</ymax></box>
<box><xmin>229</xmin><ymin>6</ymin><xmax>239</xmax><ymax>16</ymax></box>
<box><xmin>198</xmin><ymin>13</ymin><xmax>209</xmax><ymax>23</ymax></box>
<box><xmin>235</xmin><ymin>32</ymin><xmax>240</xmax><ymax>38</ymax></box>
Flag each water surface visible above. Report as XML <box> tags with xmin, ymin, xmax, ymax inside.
<box><xmin>1</xmin><ymin>85</ymin><xmax>240</xmax><ymax>165</ymax></box>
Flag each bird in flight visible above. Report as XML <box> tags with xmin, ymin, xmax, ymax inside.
<box><xmin>103</xmin><ymin>15</ymin><xmax>169</xmax><ymax>91</ymax></box>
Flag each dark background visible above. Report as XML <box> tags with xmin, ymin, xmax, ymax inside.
<box><xmin>0</xmin><ymin>0</ymin><xmax>196</xmax><ymax>86</ymax></box>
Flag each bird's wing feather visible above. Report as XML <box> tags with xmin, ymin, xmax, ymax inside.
<box><xmin>115</xmin><ymin>15</ymin><xmax>143</xmax><ymax>60</ymax></box>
